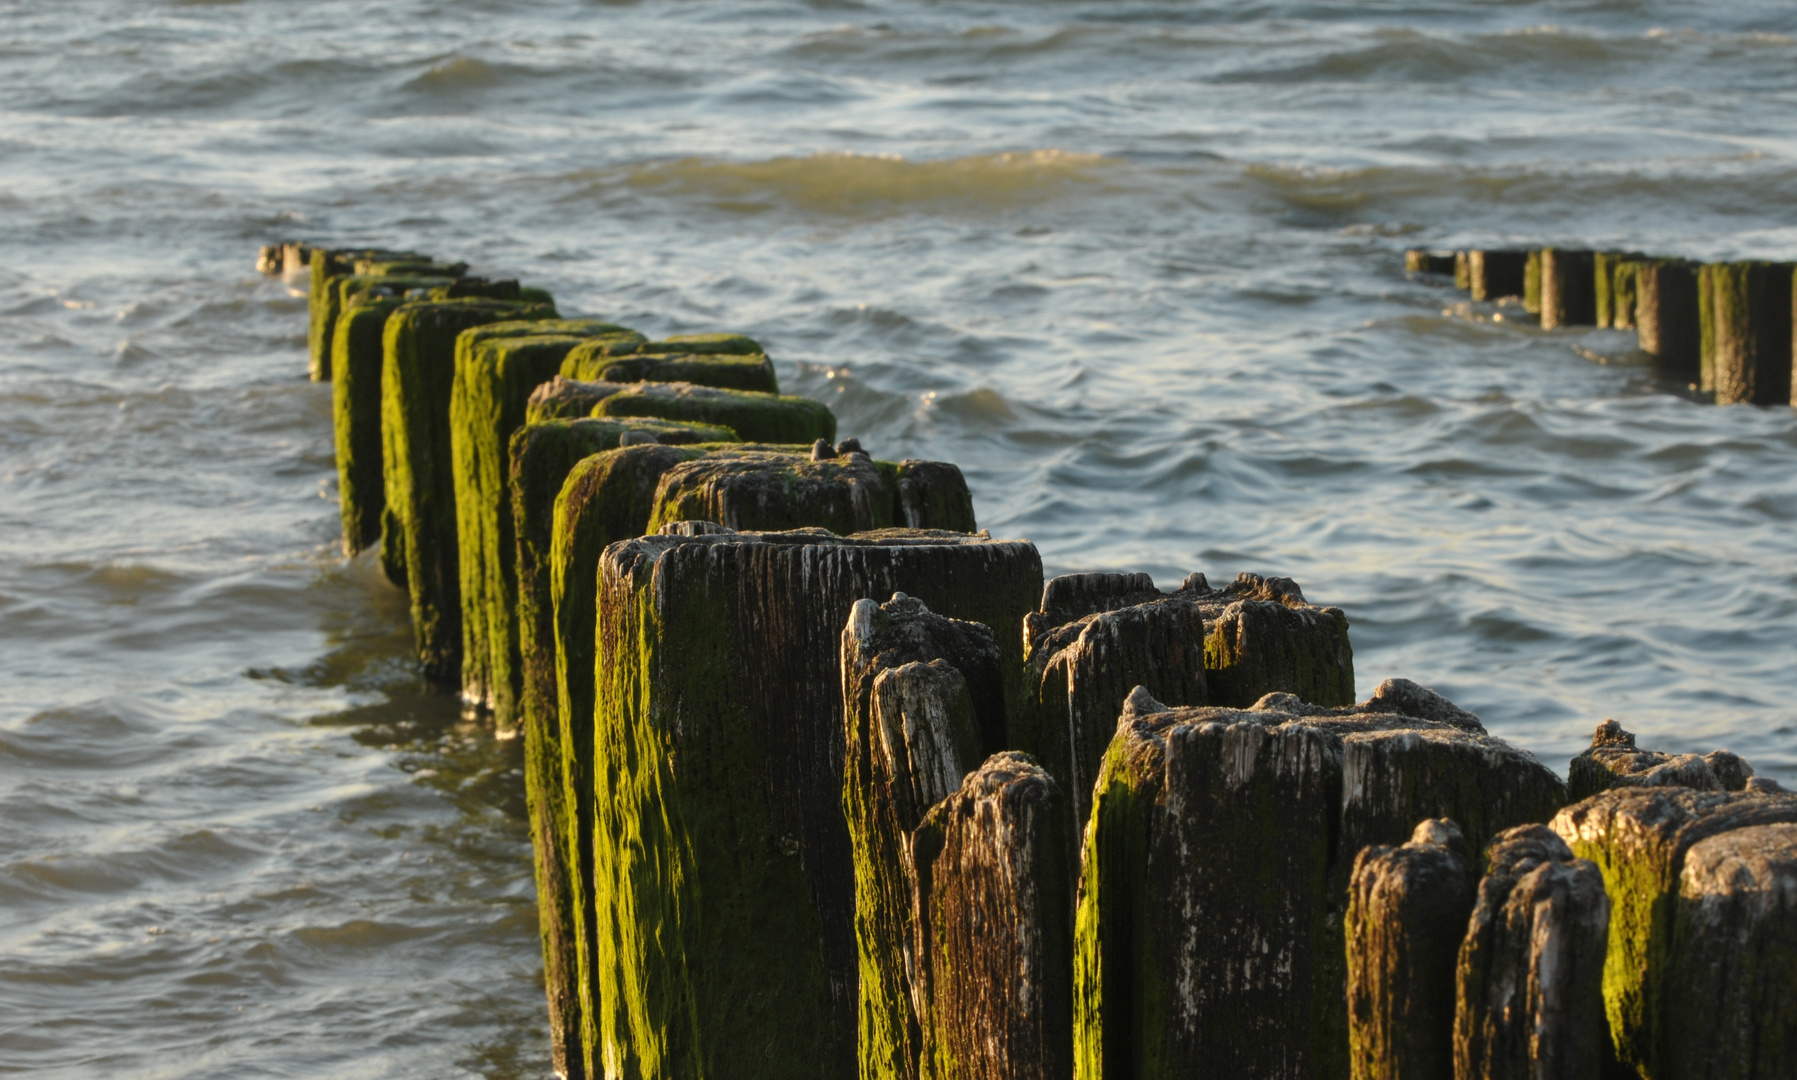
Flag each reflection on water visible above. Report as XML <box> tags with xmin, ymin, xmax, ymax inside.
<box><xmin>4</xmin><ymin>0</ymin><xmax>1797</xmax><ymax>1075</ymax></box>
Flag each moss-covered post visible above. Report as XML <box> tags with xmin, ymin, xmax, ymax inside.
<box><xmin>910</xmin><ymin>752</ymin><xmax>1074</xmax><ymax>1080</ymax></box>
<box><xmin>1185</xmin><ymin>572</ymin><xmax>1354</xmax><ymax>708</ymax></box>
<box><xmin>1072</xmin><ymin>682</ymin><xmax>1564</xmax><ymax>1080</ymax></box>
<box><xmin>1468</xmin><ymin>250</ymin><xmax>1527</xmax><ymax>302</ymax></box>
<box><xmin>1523</xmin><ymin>250</ymin><xmax>1542</xmax><ymax>317</ymax></box>
<box><xmin>1020</xmin><ymin>573</ymin><xmax>1209</xmax><ymax>843</ymax></box>
<box><xmin>1453</xmin><ymin>825</ymin><xmax>1609</xmax><ymax>1080</ymax></box>
<box><xmin>1454</xmin><ymin>252</ymin><xmax>1471</xmax><ymax>291</ymax></box>
<box><xmin>1567</xmin><ymin>719</ymin><xmax>1752</xmax><ymax>801</ymax></box>
<box><xmin>580</xmin><ymin>530</ymin><xmax>1042</xmax><ymax>1080</ymax></box>
<box><xmin>1550</xmin><ymin>786</ymin><xmax>1797</xmax><ymax>1077</ymax></box>
<box><xmin>1344</xmin><ymin>819</ymin><xmax>1475</xmax><ymax>1080</ymax></box>
<box><xmin>1705</xmin><ymin>260</ymin><xmax>1794</xmax><ymax>405</ymax></box>
<box><xmin>1665</xmin><ymin>823</ymin><xmax>1797</xmax><ymax>1079</ymax></box>
<box><xmin>1610</xmin><ymin>256</ymin><xmax>1647</xmax><ymax>331</ymax></box>
<box><xmin>594</xmin><ymin>381</ymin><xmax>836</xmax><ymax>445</ymax></box>
<box><xmin>527</xmin><ymin>375</ymin><xmax>630</xmax><ymax>422</ymax></box>
<box><xmin>1539</xmin><ymin>248</ymin><xmax>1596</xmax><ymax>329</ymax></box>
<box><xmin>306</xmin><ymin>248</ymin><xmax>445</xmax><ymax>380</ymax></box>
<box><xmin>380</xmin><ymin>296</ymin><xmax>554</xmax><ymax>680</ymax></box>
<box><xmin>1636</xmin><ymin>258</ymin><xmax>1701</xmax><ymax>382</ymax></box>
<box><xmin>331</xmin><ymin>290</ymin><xmax>439</xmax><ymax>558</ymax></box>
<box><xmin>450</xmin><ymin>320</ymin><xmax>636</xmax><ymax>720</ymax></box>
<box><xmin>563</xmin><ymin>332</ymin><xmax>780</xmax><ymax>395</ymax></box>
<box><xmin>1405</xmin><ymin>250</ymin><xmax>1457</xmax><ymax>277</ymax></box>
<box><xmin>1594</xmin><ymin>251</ymin><xmax>1644</xmax><ymax>329</ymax></box>
<box><xmin>841</xmin><ymin>595</ymin><xmax>1004</xmax><ymax>1080</ymax></box>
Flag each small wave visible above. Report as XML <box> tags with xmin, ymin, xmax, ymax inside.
<box><xmin>621</xmin><ymin>150</ymin><xmax>1121</xmax><ymax>217</ymax></box>
<box><xmin>403</xmin><ymin>55</ymin><xmax>506</xmax><ymax>92</ymax></box>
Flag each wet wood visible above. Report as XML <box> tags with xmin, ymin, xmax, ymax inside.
<box><xmin>1468</xmin><ymin>250</ymin><xmax>1527</xmax><ymax>302</ymax></box>
<box><xmin>1539</xmin><ymin>248</ymin><xmax>1596</xmax><ymax>328</ymax></box>
<box><xmin>1636</xmin><ymin>258</ymin><xmax>1701</xmax><ymax>381</ymax></box>
<box><xmin>1567</xmin><ymin>718</ymin><xmax>1752</xmax><ymax>801</ymax></box>
<box><xmin>1705</xmin><ymin>260</ymin><xmax>1794</xmax><ymax>405</ymax></box>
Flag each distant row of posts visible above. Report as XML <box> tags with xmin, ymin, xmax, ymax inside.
<box><xmin>1406</xmin><ymin>247</ymin><xmax>1796</xmax><ymax>406</ymax></box>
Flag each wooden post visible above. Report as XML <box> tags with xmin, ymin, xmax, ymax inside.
<box><xmin>1594</xmin><ymin>251</ymin><xmax>1644</xmax><ymax>328</ymax></box>
<box><xmin>644</xmin><ymin>448</ymin><xmax>974</xmax><ymax>537</ymax></box>
<box><xmin>1551</xmin><ymin>786</ymin><xmax>1797</xmax><ymax>1078</ymax></box>
<box><xmin>1539</xmin><ymin>249</ymin><xmax>1596</xmax><ymax>329</ymax></box>
<box><xmin>1705</xmin><ymin>261</ymin><xmax>1794</xmax><ymax>405</ymax></box>
<box><xmin>1345</xmin><ymin>819</ymin><xmax>1475</xmax><ymax>1080</ymax></box>
<box><xmin>594</xmin><ymin>381</ymin><xmax>837</xmax><ymax>445</ymax></box>
<box><xmin>1468</xmin><ymin>251</ymin><xmax>1528</xmax><ymax>302</ymax></box>
<box><xmin>1454</xmin><ymin>825</ymin><xmax>1609</xmax><ymax>1080</ymax></box>
<box><xmin>1073</xmin><ymin>682</ymin><xmax>1565</xmax><ymax>1080</ymax></box>
<box><xmin>579</xmin><ymin>530</ymin><xmax>1041</xmax><ymax>1080</ymax></box>
<box><xmin>1020</xmin><ymin>572</ymin><xmax>1209</xmax><ymax>844</ymax></box>
<box><xmin>911</xmin><ymin>752</ymin><xmax>1074</xmax><ymax>1080</ymax></box>
<box><xmin>380</xmin><ymin>296</ymin><xmax>556</xmax><ymax>681</ymax></box>
<box><xmin>453</xmin><ymin>321</ymin><xmax>638</xmax><ymax>720</ymax></box>
<box><xmin>1665</xmin><ymin>823</ymin><xmax>1797</xmax><ymax>1079</ymax></box>
<box><xmin>1523</xmin><ymin>251</ymin><xmax>1542</xmax><ymax>316</ymax></box>
<box><xmin>1454</xmin><ymin>252</ymin><xmax>1471</xmax><ymax>291</ymax></box>
<box><xmin>1636</xmin><ymin>258</ymin><xmax>1701</xmax><ymax>381</ymax></box>
<box><xmin>841</xmin><ymin>594</ymin><xmax>1005</xmax><ymax>1080</ymax></box>
<box><xmin>1405</xmin><ymin>250</ymin><xmax>1456</xmax><ymax>276</ymax></box>
<box><xmin>1187</xmin><ymin>572</ymin><xmax>1354</xmax><ymax>708</ymax></box>
<box><xmin>1567</xmin><ymin>719</ymin><xmax>1753</xmax><ymax>800</ymax></box>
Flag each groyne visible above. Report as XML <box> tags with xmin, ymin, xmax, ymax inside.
<box><xmin>269</xmin><ymin>239</ymin><xmax>1796</xmax><ymax>1080</ymax></box>
<box><xmin>1409</xmin><ymin>245</ymin><xmax>1797</xmax><ymax>406</ymax></box>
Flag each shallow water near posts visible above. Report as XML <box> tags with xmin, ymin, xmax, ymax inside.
<box><xmin>3</xmin><ymin>0</ymin><xmax>1797</xmax><ymax>1075</ymax></box>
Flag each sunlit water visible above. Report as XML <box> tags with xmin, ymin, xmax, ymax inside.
<box><xmin>4</xmin><ymin>1</ymin><xmax>1797</xmax><ymax>1074</ymax></box>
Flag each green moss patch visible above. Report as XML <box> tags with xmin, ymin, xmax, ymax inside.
<box><xmin>594</xmin><ymin>381</ymin><xmax>836</xmax><ymax>445</ymax></box>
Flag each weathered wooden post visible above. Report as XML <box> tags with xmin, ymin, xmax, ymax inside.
<box><xmin>307</xmin><ymin>248</ymin><xmax>452</xmax><ymax>379</ymax></box>
<box><xmin>562</xmin><ymin>332</ymin><xmax>780</xmax><ymax>394</ymax></box>
<box><xmin>1539</xmin><ymin>248</ymin><xmax>1596</xmax><ymax>328</ymax></box>
<box><xmin>1019</xmin><ymin>572</ymin><xmax>1208</xmax><ymax>841</ymax></box>
<box><xmin>1468</xmin><ymin>250</ymin><xmax>1527</xmax><ymax>302</ymax></box>
<box><xmin>841</xmin><ymin>594</ymin><xmax>1005</xmax><ymax>1080</ymax></box>
<box><xmin>1405</xmin><ymin>250</ymin><xmax>1457</xmax><ymax>276</ymax></box>
<box><xmin>1594</xmin><ymin>251</ymin><xmax>1644</xmax><ymax>328</ymax></box>
<box><xmin>644</xmin><ymin>448</ymin><xmax>968</xmax><ymax>537</ymax></box>
<box><xmin>1189</xmin><ymin>572</ymin><xmax>1354</xmax><ymax>708</ymax></box>
<box><xmin>452</xmin><ymin>320</ymin><xmax>640</xmax><ymax>720</ymax></box>
<box><xmin>578</xmin><ymin>529</ymin><xmax>1041</xmax><ymax>1080</ymax></box>
<box><xmin>526</xmin><ymin>375</ymin><xmax>629</xmax><ymax>422</ymax></box>
<box><xmin>380</xmin><ymin>295</ymin><xmax>555</xmax><ymax>680</ymax></box>
<box><xmin>1703</xmin><ymin>260</ymin><xmax>1794</xmax><ymax>405</ymax></box>
<box><xmin>594</xmin><ymin>380</ymin><xmax>836</xmax><ymax>444</ymax></box>
<box><xmin>1454</xmin><ymin>252</ymin><xmax>1471</xmax><ymax>291</ymax></box>
<box><xmin>1453</xmin><ymin>825</ymin><xmax>1609</xmax><ymax>1080</ymax></box>
<box><xmin>1664</xmin><ymin>823</ymin><xmax>1797</xmax><ymax>1079</ymax></box>
<box><xmin>1523</xmin><ymin>251</ymin><xmax>1542</xmax><ymax>317</ymax></box>
<box><xmin>1636</xmin><ymin>258</ymin><xmax>1701</xmax><ymax>381</ymax></box>
<box><xmin>1073</xmin><ymin>681</ymin><xmax>1565</xmax><ymax>1080</ymax></box>
<box><xmin>1609</xmin><ymin>256</ymin><xmax>1648</xmax><ymax>331</ymax></box>
<box><xmin>1345</xmin><ymin>819</ymin><xmax>1475</xmax><ymax>1080</ymax></box>
<box><xmin>1567</xmin><ymin>719</ymin><xmax>1752</xmax><ymax>800</ymax></box>
<box><xmin>910</xmin><ymin>752</ymin><xmax>1074</xmax><ymax>1080</ymax></box>
<box><xmin>1551</xmin><ymin>786</ymin><xmax>1797</xmax><ymax>1078</ymax></box>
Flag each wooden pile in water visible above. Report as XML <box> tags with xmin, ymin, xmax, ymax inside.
<box><xmin>1406</xmin><ymin>245</ymin><xmax>1797</xmax><ymax>407</ymax></box>
<box><xmin>268</xmin><ymin>242</ymin><xmax>1793</xmax><ymax>1080</ymax></box>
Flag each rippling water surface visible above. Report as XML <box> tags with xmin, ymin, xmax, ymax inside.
<box><xmin>5</xmin><ymin>0</ymin><xmax>1797</xmax><ymax>1074</ymax></box>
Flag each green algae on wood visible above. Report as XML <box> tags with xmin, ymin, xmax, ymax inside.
<box><xmin>331</xmin><ymin>293</ymin><xmax>429</xmax><ymax>557</ymax></box>
<box><xmin>1567</xmin><ymin>719</ymin><xmax>1752</xmax><ymax>802</ymax></box>
<box><xmin>1636</xmin><ymin>259</ymin><xmax>1701</xmax><ymax>382</ymax></box>
<box><xmin>1468</xmin><ymin>250</ymin><xmax>1528</xmax><ymax>302</ymax></box>
<box><xmin>840</xmin><ymin>594</ymin><xmax>1003</xmax><ymax>1080</ymax></box>
<box><xmin>1594</xmin><ymin>251</ymin><xmax>1645</xmax><ymax>329</ymax></box>
<box><xmin>580</xmin><ymin>529</ymin><xmax>1043</xmax><ymax>1080</ymax></box>
<box><xmin>1665</xmin><ymin>822</ymin><xmax>1797</xmax><ymax>1080</ymax></box>
<box><xmin>595</xmin><ymin>352</ymin><xmax>781</xmax><ymax>394</ymax></box>
<box><xmin>1072</xmin><ymin>681</ymin><xmax>1564</xmax><ymax>1080</ymax></box>
<box><xmin>1189</xmin><ymin>572</ymin><xmax>1354</xmax><ymax>708</ymax></box>
<box><xmin>508</xmin><ymin>417</ymin><xmax>724</xmax><ymax>1080</ymax></box>
<box><xmin>380</xmin><ymin>296</ymin><xmax>554</xmax><ymax>681</ymax></box>
<box><xmin>1550</xmin><ymin>786</ymin><xmax>1797</xmax><ymax>1079</ymax></box>
<box><xmin>1524</xmin><ymin>251</ymin><xmax>1542</xmax><ymax>316</ymax></box>
<box><xmin>1704</xmin><ymin>260</ymin><xmax>1794</xmax><ymax>405</ymax></box>
<box><xmin>1539</xmin><ymin>248</ymin><xmax>1596</xmax><ymax>329</ymax></box>
<box><xmin>1453</xmin><ymin>824</ymin><xmax>1609</xmax><ymax>1080</ymax></box>
<box><xmin>527</xmin><ymin>375</ymin><xmax>633</xmax><ymax>423</ymax></box>
<box><xmin>1020</xmin><ymin>572</ymin><xmax>1209</xmax><ymax>844</ymax></box>
<box><xmin>1345</xmin><ymin>819</ymin><xmax>1474</xmax><ymax>1080</ymax></box>
<box><xmin>911</xmin><ymin>752</ymin><xmax>1074</xmax><ymax>1080</ymax></box>
<box><xmin>594</xmin><ymin>380</ymin><xmax>836</xmax><ymax>445</ymax></box>
<box><xmin>1454</xmin><ymin>252</ymin><xmax>1471</xmax><ymax>290</ymax></box>
<box><xmin>450</xmin><ymin>320</ymin><xmax>635</xmax><ymax>722</ymax></box>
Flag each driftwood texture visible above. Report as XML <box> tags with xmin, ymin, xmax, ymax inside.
<box><xmin>1073</xmin><ymin>681</ymin><xmax>1564</xmax><ymax>1080</ymax></box>
<box><xmin>911</xmin><ymin>752</ymin><xmax>1074</xmax><ymax>1080</ymax></box>
<box><xmin>841</xmin><ymin>594</ymin><xmax>1004</xmax><ymax>1080</ymax></box>
<box><xmin>1454</xmin><ymin>825</ymin><xmax>1609</xmax><ymax>1080</ymax></box>
<box><xmin>1551</xmin><ymin>786</ymin><xmax>1797</xmax><ymax>1078</ymax></box>
<box><xmin>1345</xmin><ymin>819</ymin><xmax>1475</xmax><ymax>1080</ymax></box>
<box><xmin>580</xmin><ymin>529</ymin><xmax>1042</xmax><ymax>1080</ymax></box>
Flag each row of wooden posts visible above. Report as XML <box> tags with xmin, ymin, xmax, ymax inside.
<box><xmin>1406</xmin><ymin>245</ymin><xmax>1797</xmax><ymax>405</ymax></box>
<box><xmin>270</xmin><ymin>239</ymin><xmax>1797</xmax><ymax>1080</ymax></box>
